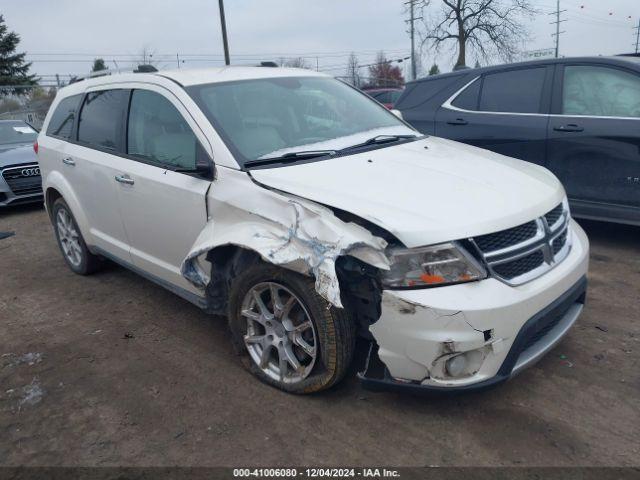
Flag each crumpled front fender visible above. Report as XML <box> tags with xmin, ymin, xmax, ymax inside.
<box><xmin>180</xmin><ymin>167</ymin><xmax>390</xmax><ymax>308</ymax></box>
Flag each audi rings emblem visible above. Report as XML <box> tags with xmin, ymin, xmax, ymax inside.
<box><xmin>21</xmin><ymin>167</ymin><xmax>40</xmax><ymax>177</ymax></box>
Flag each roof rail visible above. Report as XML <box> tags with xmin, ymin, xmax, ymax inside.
<box><xmin>68</xmin><ymin>64</ymin><xmax>159</xmax><ymax>84</ymax></box>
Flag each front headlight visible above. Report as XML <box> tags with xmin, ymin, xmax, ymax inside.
<box><xmin>382</xmin><ymin>242</ymin><xmax>487</xmax><ymax>288</ymax></box>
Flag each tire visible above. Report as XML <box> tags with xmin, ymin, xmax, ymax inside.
<box><xmin>228</xmin><ymin>262</ymin><xmax>355</xmax><ymax>394</ymax></box>
<box><xmin>52</xmin><ymin>198</ymin><xmax>102</xmax><ymax>275</ymax></box>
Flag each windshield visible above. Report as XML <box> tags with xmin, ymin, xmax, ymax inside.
<box><xmin>187</xmin><ymin>76</ymin><xmax>415</xmax><ymax>166</ymax></box>
<box><xmin>0</xmin><ymin>121</ymin><xmax>38</xmax><ymax>145</ymax></box>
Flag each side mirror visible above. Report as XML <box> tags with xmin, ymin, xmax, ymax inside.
<box><xmin>390</xmin><ymin>109</ymin><xmax>403</xmax><ymax>120</ymax></box>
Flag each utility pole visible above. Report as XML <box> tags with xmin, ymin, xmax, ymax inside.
<box><xmin>405</xmin><ymin>0</ymin><xmax>422</xmax><ymax>81</ymax></box>
<box><xmin>410</xmin><ymin>1</ymin><xmax>416</xmax><ymax>80</ymax></box>
<box><xmin>549</xmin><ymin>0</ymin><xmax>567</xmax><ymax>58</ymax></box>
<box><xmin>634</xmin><ymin>19</ymin><xmax>640</xmax><ymax>54</ymax></box>
<box><xmin>218</xmin><ymin>0</ymin><xmax>231</xmax><ymax>65</ymax></box>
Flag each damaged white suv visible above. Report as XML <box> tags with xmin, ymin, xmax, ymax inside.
<box><xmin>37</xmin><ymin>66</ymin><xmax>589</xmax><ymax>394</ymax></box>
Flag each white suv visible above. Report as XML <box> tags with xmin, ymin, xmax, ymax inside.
<box><xmin>37</xmin><ymin>67</ymin><xmax>589</xmax><ymax>394</ymax></box>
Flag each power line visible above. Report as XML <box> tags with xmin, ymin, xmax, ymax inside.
<box><xmin>24</xmin><ymin>49</ymin><xmax>409</xmax><ymax>58</ymax></box>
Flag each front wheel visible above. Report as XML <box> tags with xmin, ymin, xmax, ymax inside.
<box><xmin>228</xmin><ymin>263</ymin><xmax>355</xmax><ymax>394</ymax></box>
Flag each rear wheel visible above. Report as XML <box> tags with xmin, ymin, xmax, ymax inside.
<box><xmin>52</xmin><ymin>198</ymin><xmax>102</xmax><ymax>275</ymax></box>
<box><xmin>228</xmin><ymin>263</ymin><xmax>355</xmax><ymax>394</ymax></box>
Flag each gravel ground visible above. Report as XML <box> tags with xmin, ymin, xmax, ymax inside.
<box><xmin>0</xmin><ymin>203</ymin><xmax>638</xmax><ymax>467</ymax></box>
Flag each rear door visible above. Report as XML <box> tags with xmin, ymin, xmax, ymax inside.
<box><xmin>547</xmin><ymin>63</ymin><xmax>640</xmax><ymax>214</ymax></box>
<box><xmin>65</xmin><ymin>88</ymin><xmax>132</xmax><ymax>261</ymax></box>
<box><xmin>435</xmin><ymin>66</ymin><xmax>554</xmax><ymax>166</ymax></box>
<box><xmin>115</xmin><ymin>87</ymin><xmax>212</xmax><ymax>294</ymax></box>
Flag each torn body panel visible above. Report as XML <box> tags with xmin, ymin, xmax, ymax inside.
<box><xmin>180</xmin><ymin>167</ymin><xmax>389</xmax><ymax>308</ymax></box>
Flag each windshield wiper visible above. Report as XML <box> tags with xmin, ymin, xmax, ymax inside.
<box><xmin>339</xmin><ymin>134</ymin><xmax>419</xmax><ymax>153</ymax></box>
<box><xmin>244</xmin><ymin>150</ymin><xmax>337</xmax><ymax>167</ymax></box>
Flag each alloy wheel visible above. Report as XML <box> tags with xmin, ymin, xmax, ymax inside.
<box><xmin>56</xmin><ymin>208</ymin><xmax>83</xmax><ymax>268</ymax></box>
<box><xmin>241</xmin><ymin>282</ymin><xmax>318</xmax><ymax>384</ymax></box>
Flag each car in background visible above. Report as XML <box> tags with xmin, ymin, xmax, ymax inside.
<box><xmin>0</xmin><ymin>120</ymin><xmax>42</xmax><ymax>207</ymax></box>
<box><xmin>394</xmin><ymin>56</ymin><xmax>640</xmax><ymax>226</ymax></box>
<box><xmin>362</xmin><ymin>87</ymin><xmax>403</xmax><ymax>109</ymax></box>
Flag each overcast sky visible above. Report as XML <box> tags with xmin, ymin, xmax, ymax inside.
<box><xmin>3</xmin><ymin>0</ymin><xmax>638</xmax><ymax>84</ymax></box>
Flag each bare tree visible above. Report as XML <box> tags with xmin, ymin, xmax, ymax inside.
<box><xmin>367</xmin><ymin>51</ymin><xmax>405</xmax><ymax>88</ymax></box>
<box><xmin>281</xmin><ymin>57</ymin><xmax>310</xmax><ymax>69</ymax></box>
<box><xmin>420</xmin><ymin>0</ymin><xmax>537</xmax><ymax>69</ymax></box>
<box><xmin>345</xmin><ymin>52</ymin><xmax>361</xmax><ymax>87</ymax></box>
<box><xmin>137</xmin><ymin>46</ymin><xmax>158</xmax><ymax>67</ymax></box>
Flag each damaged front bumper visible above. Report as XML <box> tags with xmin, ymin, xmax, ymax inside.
<box><xmin>360</xmin><ymin>220</ymin><xmax>589</xmax><ymax>393</ymax></box>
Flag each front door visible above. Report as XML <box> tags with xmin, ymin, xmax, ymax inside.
<box><xmin>547</xmin><ymin>64</ymin><xmax>640</xmax><ymax>214</ymax></box>
<box><xmin>115</xmin><ymin>88</ymin><xmax>212</xmax><ymax>294</ymax></box>
<box><xmin>435</xmin><ymin>66</ymin><xmax>553</xmax><ymax>166</ymax></box>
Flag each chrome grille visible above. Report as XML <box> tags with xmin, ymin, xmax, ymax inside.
<box><xmin>545</xmin><ymin>204</ymin><xmax>564</xmax><ymax>228</ymax></box>
<box><xmin>1</xmin><ymin>164</ymin><xmax>42</xmax><ymax>197</ymax></box>
<box><xmin>493</xmin><ymin>250</ymin><xmax>545</xmax><ymax>280</ymax></box>
<box><xmin>471</xmin><ymin>201</ymin><xmax>572</xmax><ymax>286</ymax></box>
<box><xmin>474</xmin><ymin>221</ymin><xmax>538</xmax><ymax>253</ymax></box>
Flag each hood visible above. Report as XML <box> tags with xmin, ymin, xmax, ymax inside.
<box><xmin>0</xmin><ymin>143</ymin><xmax>38</xmax><ymax>168</ymax></box>
<box><xmin>250</xmin><ymin>136</ymin><xmax>565</xmax><ymax>247</ymax></box>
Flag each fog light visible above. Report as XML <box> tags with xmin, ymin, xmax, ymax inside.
<box><xmin>446</xmin><ymin>354</ymin><xmax>468</xmax><ymax>377</ymax></box>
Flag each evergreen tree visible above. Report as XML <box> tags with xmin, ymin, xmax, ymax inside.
<box><xmin>0</xmin><ymin>15</ymin><xmax>38</xmax><ymax>96</ymax></box>
<box><xmin>92</xmin><ymin>58</ymin><xmax>107</xmax><ymax>72</ymax></box>
<box><xmin>428</xmin><ymin>64</ymin><xmax>440</xmax><ymax>76</ymax></box>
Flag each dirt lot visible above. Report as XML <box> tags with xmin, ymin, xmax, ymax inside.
<box><xmin>0</xmin><ymin>203</ymin><xmax>638</xmax><ymax>467</ymax></box>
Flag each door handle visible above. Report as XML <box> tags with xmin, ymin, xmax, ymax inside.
<box><xmin>62</xmin><ymin>157</ymin><xmax>75</xmax><ymax>166</ymax></box>
<box><xmin>115</xmin><ymin>174</ymin><xmax>134</xmax><ymax>185</ymax></box>
<box><xmin>553</xmin><ymin>124</ymin><xmax>584</xmax><ymax>133</ymax></box>
<box><xmin>447</xmin><ymin>118</ymin><xmax>468</xmax><ymax>126</ymax></box>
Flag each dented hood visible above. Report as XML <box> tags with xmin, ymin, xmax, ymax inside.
<box><xmin>250</xmin><ymin>136</ymin><xmax>565</xmax><ymax>247</ymax></box>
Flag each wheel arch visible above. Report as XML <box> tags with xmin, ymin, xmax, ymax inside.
<box><xmin>44</xmin><ymin>171</ymin><xmax>93</xmax><ymax>245</ymax></box>
<box><xmin>203</xmin><ymin>244</ymin><xmax>382</xmax><ymax>335</ymax></box>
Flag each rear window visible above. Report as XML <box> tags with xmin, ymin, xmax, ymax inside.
<box><xmin>0</xmin><ymin>121</ymin><xmax>38</xmax><ymax>145</ymax></box>
<box><xmin>394</xmin><ymin>76</ymin><xmax>461</xmax><ymax>110</ymax></box>
<box><xmin>46</xmin><ymin>94</ymin><xmax>82</xmax><ymax>139</ymax></box>
<box><xmin>479</xmin><ymin>68</ymin><xmax>546</xmax><ymax>114</ymax></box>
<box><xmin>372</xmin><ymin>91</ymin><xmax>392</xmax><ymax>103</ymax></box>
<box><xmin>77</xmin><ymin>90</ymin><xmax>128</xmax><ymax>151</ymax></box>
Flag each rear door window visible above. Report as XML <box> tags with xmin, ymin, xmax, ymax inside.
<box><xmin>479</xmin><ymin>68</ymin><xmax>546</xmax><ymax>113</ymax></box>
<box><xmin>562</xmin><ymin>65</ymin><xmax>640</xmax><ymax>117</ymax></box>
<box><xmin>77</xmin><ymin>90</ymin><xmax>128</xmax><ymax>151</ymax></box>
<box><xmin>452</xmin><ymin>78</ymin><xmax>481</xmax><ymax>110</ymax></box>
<box><xmin>46</xmin><ymin>94</ymin><xmax>82</xmax><ymax>139</ymax></box>
<box><xmin>127</xmin><ymin>90</ymin><xmax>198</xmax><ymax>170</ymax></box>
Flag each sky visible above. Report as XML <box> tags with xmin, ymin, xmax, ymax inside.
<box><xmin>2</xmin><ymin>0</ymin><xmax>638</xmax><ymax>85</ymax></box>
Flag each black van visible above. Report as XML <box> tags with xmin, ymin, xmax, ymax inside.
<box><xmin>395</xmin><ymin>56</ymin><xmax>640</xmax><ymax>226</ymax></box>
